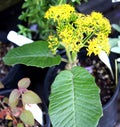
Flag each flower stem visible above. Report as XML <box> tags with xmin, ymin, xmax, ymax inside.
<box><xmin>66</xmin><ymin>49</ymin><xmax>72</xmax><ymax>64</ymax></box>
<box><xmin>72</xmin><ymin>51</ymin><xmax>77</xmax><ymax>64</ymax></box>
<box><xmin>82</xmin><ymin>32</ymin><xmax>94</xmax><ymax>45</ymax></box>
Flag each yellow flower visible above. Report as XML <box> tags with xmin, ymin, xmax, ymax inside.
<box><xmin>87</xmin><ymin>33</ymin><xmax>110</xmax><ymax>56</ymax></box>
<box><xmin>90</xmin><ymin>12</ymin><xmax>111</xmax><ymax>36</ymax></box>
<box><xmin>44</xmin><ymin>4</ymin><xmax>75</xmax><ymax>22</ymax></box>
<box><xmin>87</xmin><ymin>39</ymin><xmax>101</xmax><ymax>56</ymax></box>
<box><xmin>48</xmin><ymin>35</ymin><xmax>59</xmax><ymax>54</ymax></box>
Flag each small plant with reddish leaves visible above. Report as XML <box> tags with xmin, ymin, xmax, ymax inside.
<box><xmin>0</xmin><ymin>78</ymin><xmax>41</xmax><ymax>127</ymax></box>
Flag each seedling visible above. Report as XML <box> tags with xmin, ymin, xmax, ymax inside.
<box><xmin>0</xmin><ymin>78</ymin><xmax>42</xmax><ymax>127</ymax></box>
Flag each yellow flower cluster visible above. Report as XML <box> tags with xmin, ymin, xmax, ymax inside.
<box><xmin>45</xmin><ymin>4</ymin><xmax>75</xmax><ymax>22</ymax></box>
<box><xmin>87</xmin><ymin>33</ymin><xmax>110</xmax><ymax>56</ymax></box>
<box><xmin>90</xmin><ymin>12</ymin><xmax>111</xmax><ymax>36</ymax></box>
<box><xmin>45</xmin><ymin>4</ymin><xmax>111</xmax><ymax>57</ymax></box>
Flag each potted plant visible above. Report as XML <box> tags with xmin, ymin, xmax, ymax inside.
<box><xmin>0</xmin><ymin>77</ymin><xmax>50</xmax><ymax>127</ymax></box>
<box><xmin>3</xmin><ymin>3</ymin><xmax>117</xmax><ymax>127</ymax></box>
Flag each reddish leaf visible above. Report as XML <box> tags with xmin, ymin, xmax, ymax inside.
<box><xmin>0</xmin><ymin>109</ymin><xmax>7</xmax><ymax>119</ymax></box>
<box><xmin>9</xmin><ymin>89</ymin><xmax>20</xmax><ymax>108</ymax></box>
<box><xmin>17</xmin><ymin>123</ymin><xmax>24</xmax><ymax>127</ymax></box>
<box><xmin>18</xmin><ymin>78</ymin><xmax>31</xmax><ymax>89</ymax></box>
<box><xmin>20</xmin><ymin>110</ymin><xmax>34</xmax><ymax>126</ymax></box>
<box><xmin>22</xmin><ymin>90</ymin><xmax>41</xmax><ymax>105</ymax></box>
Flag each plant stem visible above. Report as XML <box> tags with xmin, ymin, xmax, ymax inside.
<box><xmin>72</xmin><ymin>51</ymin><xmax>77</xmax><ymax>64</ymax></box>
<box><xmin>66</xmin><ymin>49</ymin><xmax>72</xmax><ymax>64</ymax></box>
<box><xmin>82</xmin><ymin>32</ymin><xmax>94</xmax><ymax>45</ymax></box>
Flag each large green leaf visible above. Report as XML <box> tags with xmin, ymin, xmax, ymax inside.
<box><xmin>3</xmin><ymin>41</ymin><xmax>61</xmax><ymax>68</ymax></box>
<box><xmin>49</xmin><ymin>66</ymin><xmax>102</xmax><ymax>127</ymax></box>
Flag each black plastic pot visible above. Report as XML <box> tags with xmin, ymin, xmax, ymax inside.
<box><xmin>76</xmin><ymin>1</ymin><xmax>120</xmax><ymax>25</ymax></box>
<box><xmin>76</xmin><ymin>0</ymin><xmax>113</xmax><ymax>14</ymax></box>
<box><xmin>97</xmin><ymin>82</ymin><xmax>119</xmax><ymax>127</ymax></box>
<box><xmin>0</xmin><ymin>88</ymin><xmax>12</xmax><ymax>97</ymax></box>
<box><xmin>96</xmin><ymin>52</ymin><xmax>120</xmax><ymax>127</ymax></box>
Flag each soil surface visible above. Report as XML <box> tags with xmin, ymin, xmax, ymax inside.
<box><xmin>80</xmin><ymin>55</ymin><xmax>115</xmax><ymax>106</ymax></box>
<box><xmin>0</xmin><ymin>42</ymin><xmax>13</xmax><ymax>80</ymax></box>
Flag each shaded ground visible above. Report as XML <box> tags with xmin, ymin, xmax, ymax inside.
<box><xmin>0</xmin><ymin>42</ymin><xmax>13</xmax><ymax>80</ymax></box>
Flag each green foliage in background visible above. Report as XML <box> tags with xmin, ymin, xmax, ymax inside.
<box><xmin>18</xmin><ymin>0</ymin><xmax>88</xmax><ymax>40</ymax></box>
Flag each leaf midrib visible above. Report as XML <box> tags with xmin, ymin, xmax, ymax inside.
<box><xmin>71</xmin><ymin>73</ymin><xmax>76</xmax><ymax>127</ymax></box>
<box><xmin>5</xmin><ymin>54</ymin><xmax>55</xmax><ymax>59</ymax></box>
